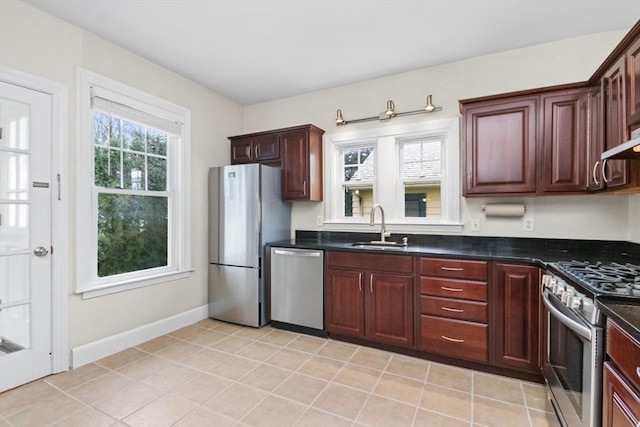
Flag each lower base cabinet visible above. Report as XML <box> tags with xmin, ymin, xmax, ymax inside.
<box><xmin>324</xmin><ymin>253</ymin><xmax>543</xmax><ymax>377</ymax></box>
<box><xmin>492</xmin><ymin>263</ymin><xmax>541</xmax><ymax>373</ymax></box>
<box><xmin>325</xmin><ymin>252</ymin><xmax>414</xmax><ymax>348</ymax></box>
<box><xmin>603</xmin><ymin>362</ymin><xmax>640</xmax><ymax>427</ymax></box>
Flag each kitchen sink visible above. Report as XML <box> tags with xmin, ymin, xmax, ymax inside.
<box><xmin>344</xmin><ymin>242</ymin><xmax>408</xmax><ymax>251</ymax></box>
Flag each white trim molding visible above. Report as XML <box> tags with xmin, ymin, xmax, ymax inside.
<box><xmin>0</xmin><ymin>66</ymin><xmax>70</xmax><ymax>373</ymax></box>
<box><xmin>71</xmin><ymin>305</ymin><xmax>208</xmax><ymax>368</ymax></box>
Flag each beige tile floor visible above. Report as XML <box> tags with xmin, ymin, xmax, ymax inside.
<box><xmin>0</xmin><ymin>318</ymin><xmax>561</xmax><ymax>427</ymax></box>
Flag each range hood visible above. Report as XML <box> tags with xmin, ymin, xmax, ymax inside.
<box><xmin>601</xmin><ymin>136</ymin><xmax>640</xmax><ymax>160</ymax></box>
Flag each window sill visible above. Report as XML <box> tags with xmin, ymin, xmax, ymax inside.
<box><xmin>79</xmin><ymin>269</ymin><xmax>194</xmax><ymax>299</ymax></box>
<box><xmin>321</xmin><ymin>220</ymin><xmax>464</xmax><ymax>234</ymax></box>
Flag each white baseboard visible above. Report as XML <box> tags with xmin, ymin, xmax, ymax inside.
<box><xmin>71</xmin><ymin>305</ymin><xmax>208</xmax><ymax>368</ymax></box>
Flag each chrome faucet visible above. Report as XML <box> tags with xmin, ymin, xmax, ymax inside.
<box><xmin>369</xmin><ymin>204</ymin><xmax>389</xmax><ymax>242</ymax></box>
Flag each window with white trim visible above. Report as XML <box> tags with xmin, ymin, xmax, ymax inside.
<box><xmin>76</xmin><ymin>69</ymin><xmax>191</xmax><ymax>296</ymax></box>
<box><xmin>324</xmin><ymin>118</ymin><xmax>461</xmax><ymax>231</ymax></box>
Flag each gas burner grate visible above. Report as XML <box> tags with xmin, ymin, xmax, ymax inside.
<box><xmin>555</xmin><ymin>260</ymin><xmax>640</xmax><ymax>296</ymax></box>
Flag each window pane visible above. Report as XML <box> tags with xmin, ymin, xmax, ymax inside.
<box><xmin>97</xmin><ymin>194</ymin><xmax>168</xmax><ymax>277</ymax></box>
<box><xmin>94</xmin><ymin>147</ymin><xmax>122</xmax><ymax>188</ymax></box>
<box><xmin>147</xmin><ymin>157</ymin><xmax>167</xmax><ymax>191</ymax></box>
<box><xmin>147</xmin><ymin>129</ymin><xmax>167</xmax><ymax>156</ymax></box>
<box><xmin>93</xmin><ymin>112</ymin><xmax>109</xmax><ymax>146</ymax></box>
<box><xmin>404</xmin><ymin>183</ymin><xmax>441</xmax><ymax>218</ymax></box>
<box><xmin>402</xmin><ymin>140</ymin><xmax>442</xmax><ymax>179</ymax></box>
<box><xmin>343</xmin><ymin>185</ymin><xmax>374</xmax><ymax>217</ymax></box>
<box><xmin>343</xmin><ymin>146</ymin><xmax>374</xmax><ymax>182</ymax></box>
<box><xmin>123</xmin><ymin>152</ymin><xmax>146</xmax><ymax>190</ymax></box>
<box><xmin>123</xmin><ymin>120</ymin><xmax>145</xmax><ymax>152</ymax></box>
<box><xmin>109</xmin><ymin>116</ymin><xmax>121</xmax><ymax>148</ymax></box>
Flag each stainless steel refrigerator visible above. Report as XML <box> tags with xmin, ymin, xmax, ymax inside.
<box><xmin>208</xmin><ymin>164</ymin><xmax>291</xmax><ymax>327</ymax></box>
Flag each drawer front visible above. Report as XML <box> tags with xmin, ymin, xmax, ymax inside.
<box><xmin>607</xmin><ymin>320</ymin><xmax>640</xmax><ymax>393</ymax></box>
<box><xmin>420</xmin><ymin>257</ymin><xmax>488</xmax><ymax>281</ymax></box>
<box><xmin>420</xmin><ymin>295</ymin><xmax>488</xmax><ymax>323</ymax></box>
<box><xmin>420</xmin><ymin>277</ymin><xmax>488</xmax><ymax>302</ymax></box>
<box><xmin>326</xmin><ymin>251</ymin><xmax>413</xmax><ymax>273</ymax></box>
<box><xmin>420</xmin><ymin>315</ymin><xmax>488</xmax><ymax>362</ymax></box>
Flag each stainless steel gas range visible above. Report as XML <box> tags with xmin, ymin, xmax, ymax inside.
<box><xmin>542</xmin><ymin>261</ymin><xmax>640</xmax><ymax>427</ymax></box>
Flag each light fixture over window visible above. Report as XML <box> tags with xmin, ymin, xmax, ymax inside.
<box><xmin>335</xmin><ymin>95</ymin><xmax>442</xmax><ymax>126</ymax></box>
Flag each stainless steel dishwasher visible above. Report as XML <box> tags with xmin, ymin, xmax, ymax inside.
<box><xmin>270</xmin><ymin>247</ymin><xmax>325</xmax><ymax>336</ymax></box>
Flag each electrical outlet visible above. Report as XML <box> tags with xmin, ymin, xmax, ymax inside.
<box><xmin>317</xmin><ymin>215</ymin><xmax>323</xmax><ymax>226</ymax></box>
<box><xmin>524</xmin><ymin>218</ymin><xmax>534</xmax><ymax>232</ymax></box>
<box><xmin>470</xmin><ymin>218</ymin><xmax>480</xmax><ymax>232</ymax></box>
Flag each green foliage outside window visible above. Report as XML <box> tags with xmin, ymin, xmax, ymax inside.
<box><xmin>93</xmin><ymin>111</ymin><xmax>169</xmax><ymax>278</ymax></box>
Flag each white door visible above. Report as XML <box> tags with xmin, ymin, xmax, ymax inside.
<box><xmin>0</xmin><ymin>81</ymin><xmax>52</xmax><ymax>392</ymax></box>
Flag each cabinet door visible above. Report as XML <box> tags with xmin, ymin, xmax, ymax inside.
<box><xmin>365</xmin><ymin>273</ymin><xmax>414</xmax><ymax>347</ymax></box>
<box><xmin>254</xmin><ymin>134</ymin><xmax>280</xmax><ymax>162</ymax></box>
<box><xmin>603</xmin><ymin>362</ymin><xmax>640</xmax><ymax>427</ymax></box>
<box><xmin>588</xmin><ymin>86</ymin><xmax>605</xmax><ymax>191</ymax></box>
<box><xmin>463</xmin><ymin>97</ymin><xmax>538</xmax><ymax>195</ymax></box>
<box><xmin>541</xmin><ymin>90</ymin><xmax>588</xmax><ymax>193</ymax></box>
<box><xmin>627</xmin><ymin>37</ymin><xmax>640</xmax><ymax>127</ymax></box>
<box><xmin>230</xmin><ymin>138</ymin><xmax>253</xmax><ymax>164</ymax></box>
<box><xmin>281</xmin><ymin>129</ymin><xmax>310</xmax><ymax>200</ymax></box>
<box><xmin>492</xmin><ymin>263</ymin><xmax>541</xmax><ymax>372</ymax></box>
<box><xmin>325</xmin><ymin>268</ymin><xmax>365</xmax><ymax>338</ymax></box>
<box><xmin>603</xmin><ymin>56</ymin><xmax>629</xmax><ymax>188</ymax></box>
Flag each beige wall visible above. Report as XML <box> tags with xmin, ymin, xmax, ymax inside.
<box><xmin>243</xmin><ymin>30</ymin><xmax>635</xmax><ymax>241</ymax></box>
<box><xmin>630</xmin><ymin>194</ymin><xmax>640</xmax><ymax>243</ymax></box>
<box><xmin>1</xmin><ymin>0</ymin><xmax>243</xmax><ymax>348</ymax></box>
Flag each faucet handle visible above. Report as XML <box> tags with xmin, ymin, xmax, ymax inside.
<box><xmin>402</xmin><ymin>236</ymin><xmax>408</xmax><ymax>246</ymax></box>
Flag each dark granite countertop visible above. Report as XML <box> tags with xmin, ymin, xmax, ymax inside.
<box><xmin>267</xmin><ymin>230</ymin><xmax>640</xmax><ymax>338</ymax></box>
<box><xmin>596</xmin><ymin>299</ymin><xmax>640</xmax><ymax>341</ymax></box>
<box><xmin>267</xmin><ymin>230</ymin><xmax>640</xmax><ymax>266</ymax></box>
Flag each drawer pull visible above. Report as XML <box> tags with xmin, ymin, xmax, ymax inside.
<box><xmin>441</xmin><ymin>306</ymin><xmax>464</xmax><ymax>313</ymax></box>
<box><xmin>441</xmin><ymin>267</ymin><xmax>464</xmax><ymax>271</ymax></box>
<box><xmin>637</xmin><ymin>367</ymin><xmax>640</xmax><ymax>379</ymax></box>
<box><xmin>441</xmin><ymin>335</ymin><xmax>465</xmax><ymax>343</ymax></box>
<box><xmin>441</xmin><ymin>286</ymin><xmax>464</xmax><ymax>292</ymax></box>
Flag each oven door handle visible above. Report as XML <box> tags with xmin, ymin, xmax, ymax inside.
<box><xmin>542</xmin><ymin>292</ymin><xmax>592</xmax><ymax>341</ymax></box>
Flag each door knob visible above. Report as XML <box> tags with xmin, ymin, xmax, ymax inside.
<box><xmin>34</xmin><ymin>246</ymin><xmax>49</xmax><ymax>257</ymax></box>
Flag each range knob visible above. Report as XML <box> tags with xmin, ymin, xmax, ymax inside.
<box><xmin>570</xmin><ymin>295</ymin><xmax>583</xmax><ymax>310</ymax></box>
<box><xmin>561</xmin><ymin>290</ymin><xmax>575</xmax><ymax>305</ymax></box>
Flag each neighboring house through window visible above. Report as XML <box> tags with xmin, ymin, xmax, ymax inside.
<box><xmin>76</xmin><ymin>69</ymin><xmax>192</xmax><ymax>296</ymax></box>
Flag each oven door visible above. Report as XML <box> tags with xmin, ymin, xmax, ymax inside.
<box><xmin>542</xmin><ymin>288</ymin><xmax>603</xmax><ymax>427</ymax></box>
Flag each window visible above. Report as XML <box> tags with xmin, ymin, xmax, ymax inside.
<box><xmin>400</xmin><ymin>138</ymin><xmax>442</xmax><ymax>219</ymax></box>
<box><xmin>324</xmin><ymin>118</ymin><xmax>461</xmax><ymax>231</ymax></box>
<box><xmin>76</xmin><ymin>69</ymin><xmax>191</xmax><ymax>296</ymax></box>
<box><xmin>341</xmin><ymin>145</ymin><xmax>375</xmax><ymax>218</ymax></box>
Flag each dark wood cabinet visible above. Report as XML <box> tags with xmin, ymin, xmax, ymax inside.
<box><xmin>541</xmin><ymin>89</ymin><xmax>588</xmax><ymax>192</ymax></box>
<box><xmin>627</xmin><ymin>37</ymin><xmax>640</xmax><ymax>127</ymax></box>
<box><xmin>325</xmin><ymin>251</ymin><xmax>414</xmax><ymax>348</ymax></box>
<box><xmin>462</xmin><ymin>96</ymin><xmax>538</xmax><ymax>195</ymax></box>
<box><xmin>603</xmin><ymin>320</ymin><xmax>640</xmax><ymax>427</ymax></box>
<box><xmin>602</xmin><ymin>56</ymin><xmax>630</xmax><ymax>189</ymax></box>
<box><xmin>228</xmin><ymin>124</ymin><xmax>325</xmax><ymax>201</ymax></box>
<box><xmin>230</xmin><ymin>133</ymin><xmax>280</xmax><ymax>164</ymax></box>
<box><xmin>419</xmin><ymin>257</ymin><xmax>489</xmax><ymax>362</ymax></box>
<box><xmin>603</xmin><ymin>363</ymin><xmax>640</xmax><ymax>427</ymax></box>
<box><xmin>492</xmin><ymin>263</ymin><xmax>541</xmax><ymax>373</ymax></box>
<box><xmin>461</xmin><ymin>85</ymin><xmax>591</xmax><ymax>196</ymax></box>
<box><xmin>588</xmin><ymin>86</ymin><xmax>605</xmax><ymax>191</ymax></box>
<box><xmin>281</xmin><ymin>126</ymin><xmax>324</xmax><ymax>201</ymax></box>
<box><xmin>325</xmin><ymin>268</ymin><xmax>364</xmax><ymax>338</ymax></box>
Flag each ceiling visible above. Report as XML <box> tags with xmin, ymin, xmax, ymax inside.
<box><xmin>22</xmin><ymin>0</ymin><xmax>640</xmax><ymax>105</ymax></box>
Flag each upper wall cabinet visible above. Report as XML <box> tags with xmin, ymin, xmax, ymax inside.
<box><xmin>228</xmin><ymin>124</ymin><xmax>325</xmax><ymax>201</ymax></box>
<box><xmin>461</xmin><ymin>85</ymin><xmax>589</xmax><ymax>196</ymax></box>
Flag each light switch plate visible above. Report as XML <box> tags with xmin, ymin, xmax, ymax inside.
<box><xmin>470</xmin><ymin>218</ymin><xmax>480</xmax><ymax>232</ymax></box>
